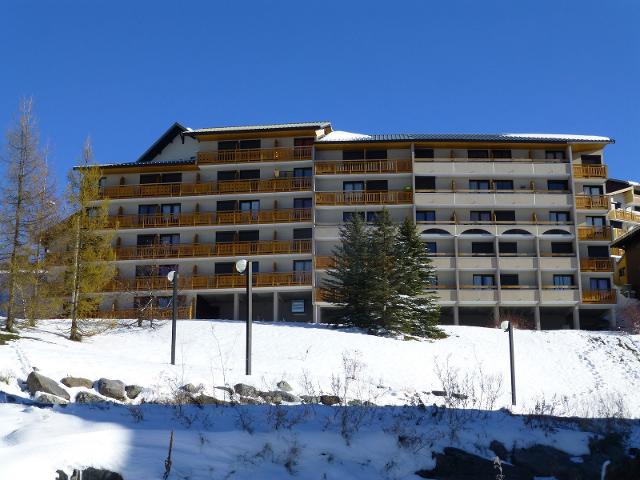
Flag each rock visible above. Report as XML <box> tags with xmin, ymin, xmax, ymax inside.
<box><xmin>490</xmin><ymin>440</ymin><xmax>509</xmax><ymax>460</ymax></box>
<box><xmin>451</xmin><ymin>392</ymin><xmax>468</xmax><ymax>400</ymax></box>
<box><xmin>606</xmin><ymin>453</ymin><xmax>640</xmax><ymax>480</ymax></box>
<box><xmin>431</xmin><ymin>390</ymin><xmax>447</xmax><ymax>397</ymax></box>
<box><xmin>60</xmin><ymin>376</ymin><xmax>94</xmax><ymax>389</ymax></box>
<box><xmin>125</xmin><ymin>385</ymin><xmax>143</xmax><ymax>399</ymax></box>
<box><xmin>35</xmin><ymin>392</ymin><xmax>69</xmax><ymax>405</ymax></box>
<box><xmin>276</xmin><ymin>380</ymin><xmax>293</xmax><ymax>392</ymax></box>
<box><xmin>26</xmin><ymin>371</ymin><xmax>70</xmax><ymax>401</ymax></box>
<box><xmin>76</xmin><ymin>391</ymin><xmax>109</xmax><ymax>404</ymax></box>
<box><xmin>234</xmin><ymin>383</ymin><xmax>259</xmax><ymax>397</ymax></box>
<box><xmin>416</xmin><ymin>447</ymin><xmax>534</xmax><ymax>480</ymax></box>
<box><xmin>239</xmin><ymin>396</ymin><xmax>263</xmax><ymax>405</ymax></box>
<box><xmin>192</xmin><ymin>394</ymin><xmax>229</xmax><ymax>406</ymax></box>
<box><xmin>180</xmin><ymin>383</ymin><xmax>203</xmax><ymax>394</ymax></box>
<box><xmin>56</xmin><ymin>470</ymin><xmax>69</xmax><ymax>480</ymax></box>
<box><xmin>347</xmin><ymin>399</ymin><xmax>376</xmax><ymax>407</ymax></box>
<box><xmin>71</xmin><ymin>468</ymin><xmax>123</xmax><ymax>480</ymax></box>
<box><xmin>511</xmin><ymin>445</ymin><xmax>581</xmax><ymax>478</ymax></box>
<box><xmin>258</xmin><ymin>390</ymin><xmax>300</xmax><ymax>404</ymax></box>
<box><xmin>215</xmin><ymin>385</ymin><xmax>234</xmax><ymax>396</ymax></box>
<box><xmin>96</xmin><ymin>378</ymin><xmax>126</xmax><ymax>401</ymax></box>
<box><xmin>320</xmin><ymin>395</ymin><xmax>341</xmax><ymax>406</ymax></box>
<box><xmin>300</xmin><ymin>395</ymin><xmax>320</xmax><ymax>404</ymax></box>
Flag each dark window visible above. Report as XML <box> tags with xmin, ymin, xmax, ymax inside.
<box><xmin>157</xmin><ymin>265</ymin><xmax>177</xmax><ymax>277</ymax></box>
<box><xmin>218</xmin><ymin>140</ymin><xmax>238</xmax><ymax>151</ymax></box>
<box><xmin>472</xmin><ymin>242</ymin><xmax>494</xmax><ymax>254</ymax></box>
<box><xmin>546</xmin><ymin>150</ymin><xmax>566</xmax><ymax>160</ymax></box>
<box><xmin>135</xmin><ymin>265</ymin><xmax>154</xmax><ymax>277</ymax></box>
<box><xmin>343</xmin><ymin>149</ymin><xmax>365</xmax><ymax>160</ymax></box>
<box><xmin>551</xmin><ymin>242</ymin><xmax>573</xmax><ymax>254</ymax></box>
<box><xmin>494</xmin><ymin>211</ymin><xmax>516</xmax><ymax>222</ymax></box>
<box><xmin>553</xmin><ymin>274</ymin><xmax>574</xmax><ymax>286</ymax></box>
<box><xmin>343</xmin><ymin>211</ymin><xmax>365</xmax><ymax>222</ymax></box>
<box><xmin>162</xmin><ymin>173</ymin><xmax>182</xmax><ymax>183</ymax></box>
<box><xmin>548</xmin><ymin>180</ymin><xmax>569</xmax><ymax>191</ymax></box>
<box><xmin>216</xmin><ymin>231</ymin><xmax>235</xmax><ymax>242</ymax></box>
<box><xmin>610</xmin><ymin>220</ymin><xmax>623</xmax><ymax>229</ymax></box>
<box><xmin>425</xmin><ymin>242</ymin><xmax>437</xmax><ymax>254</ymax></box>
<box><xmin>294</xmin><ymin>137</ymin><xmax>314</xmax><ymax>147</ymax></box>
<box><xmin>138</xmin><ymin>204</ymin><xmax>159</xmax><ymax>215</ymax></box>
<box><xmin>140</xmin><ymin>174</ymin><xmax>161</xmax><ymax>184</ymax></box>
<box><xmin>416</xmin><ymin>210</ymin><xmax>436</xmax><ymax>222</ymax></box>
<box><xmin>499</xmin><ymin>242</ymin><xmax>518</xmax><ymax>254</ymax></box>
<box><xmin>215</xmin><ymin>262</ymin><xmax>235</xmax><ymax>274</ymax></box>
<box><xmin>293</xmin><ymin>167</ymin><xmax>312</xmax><ymax>177</ymax></box>
<box><xmin>217</xmin><ymin>170</ymin><xmax>237</xmax><ymax>181</ymax></box>
<box><xmin>239</xmin><ymin>200</ymin><xmax>259</xmax><ymax>211</ymax></box>
<box><xmin>238</xmin><ymin>230</ymin><xmax>259</xmax><ymax>242</ymax></box>
<box><xmin>366</xmin><ymin>211</ymin><xmax>379</xmax><ymax>222</ymax></box>
<box><xmin>500</xmin><ymin>274</ymin><xmax>519</xmax><ymax>286</ymax></box>
<box><xmin>470</xmin><ymin>211</ymin><xmax>491</xmax><ymax>222</ymax></box>
<box><xmin>590</xmin><ymin>278</ymin><xmax>610</xmax><ymax>290</ymax></box>
<box><xmin>294</xmin><ymin>198</ymin><xmax>312</xmax><ymax>209</ymax></box>
<box><xmin>495</xmin><ymin>180</ymin><xmax>514</xmax><ymax>190</ymax></box>
<box><xmin>159</xmin><ymin>234</ymin><xmax>180</xmax><ymax>245</ymax></box>
<box><xmin>137</xmin><ymin>234</ymin><xmax>156</xmax><ymax>246</ymax></box>
<box><xmin>583</xmin><ymin>185</ymin><xmax>603</xmax><ymax>195</ymax></box>
<box><xmin>549</xmin><ymin>211</ymin><xmax>570</xmax><ymax>222</ymax></box>
<box><xmin>473</xmin><ymin>274</ymin><xmax>495</xmax><ymax>286</ymax></box>
<box><xmin>99</xmin><ymin>177</ymin><xmax>106</xmax><ymax>188</ymax></box>
<box><xmin>293</xmin><ymin>228</ymin><xmax>312</xmax><ymax>239</ymax></box>
<box><xmin>581</xmin><ymin>155</ymin><xmax>602</xmax><ymax>165</ymax></box>
<box><xmin>217</xmin><ymin>200</ymin><xmax>237</xmax><ymax>212</ymax></box>
<box><xmin>586</xmin><ymin>216</ymin><xmax>606</xmax><ymax>227</ymax></box>
<box><xmin>414</xmin><ymin>148</ymin><xmax>434</xmax><ymax>159</ymax></box>
<box><xmin>239</xmin><ymin>169</ymin><xmax>260</xmax><ymax>179</ymax></box>
<box><xmin>157</xmin><ymin>296</ymin><xmax>173</xmax><ymax>309</ymax></box>
<box><xmin>366</xmin><ymin>180</ymin><xmax>388</xmax><ymax>191</ymax></box>
<box><xmin>468</xmin><ymin>149</ymin><xmax>489</xmax><ymax>159</ymax></box>
<box><xmin>415</xmin><ymin>176</ymin><xmax>436</xmax><ymax>190</ymax></box>
<box><xmin>492</xmin><ymin>150</ymin><xmax>512</xmax><ymax>159</ymax></box>
<box><xmin>293</xmin><ymin>260</ymin><xmax>312</xmax><ymax>272</ymax></box>
<box><xmin>291</xmin><ymin>299</ymin><xmax>305</xmax><ymax>314</ymax></box>
<box><xmin>366</xmin><ymin>149</ymin><xmax>387</xmax><ymax>159</ymax></box>
<box><xmin>587</xmin><ymin>246</ymin><xmax>609</xmax><ymax>258</ymax></box>
<box><xmin>239</xmin><ymin>139</ymin><xmax>260</xmax><ymax>149</ymax></box>
<box><xmin>469</xmin><ymin>179</ymin><xmax>491</xmax><ymax>190</ymax></box>
<box><xmin>343</xmin><ymin>181</ymin><xmax>364</xmax><ymax>191</ymax></box>
<box><xmin>161</xmin><ymin>203</ymin><xmax>181</xmax><ymax>215</ymax></box>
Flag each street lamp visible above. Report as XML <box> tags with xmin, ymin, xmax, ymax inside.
<box><xmin>235</xmin><ymin>259</ymin><xmax>252</xmax><ymax>375</ymax></box>
<box><xmin>167</xmin><ymin>270</ymin><xmax>178</xmax><ymax>365</ymax></box>
<box><xmin>500</xmin><ymin>320</ymin><xmax>516</xmax><ymax>406</ymax></box>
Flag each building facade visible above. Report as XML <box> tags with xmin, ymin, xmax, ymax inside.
<box><xmin>93</xmin><ymin>122</ymin><xmax>617</xmax><ymax>329</ymax></box>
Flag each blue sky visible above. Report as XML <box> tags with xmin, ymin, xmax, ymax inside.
<box><xmin>1</xmin><ymin>0</ymin><xmax>638</xmax><ymax>185</ymax></box>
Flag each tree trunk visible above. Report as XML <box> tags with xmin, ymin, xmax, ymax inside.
<box><xmin>69</xmin><ymin>216</ymin><xmax>82</xmax><ymax>341</ymax></box>
<box><xmin>5</xmin><ymin>145</ymin><xmax>25</xmax><ymax>333</ymax></box>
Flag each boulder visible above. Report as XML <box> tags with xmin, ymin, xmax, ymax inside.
<box><xmin>239</xmin><ymin>396</ymin><xmax>263</xmax><ymax>405</ymax></box>
<box><xmin>320</xmin><ymin>395</ymin><xmax>341</xmax><ymax>406</ymax></box>
<box><xmin>26</xmin><ymin>371</ymin><xmax>70</xmax><ymax>401</ymax></box>
<box><xmin>215</xmin><ymin>385</ymin><xmax>234</xmax><ymax>396</ymax></box>
<box><xmin>35</xmin><ymin>392</ymin><xmax>69</xmax><ymax>405</ymax></box>
<box><xmin>259</xmin><ymin>390</ymin><xmax>300</xmax><ymax>404</ymax></box>
<box><xmin>192</xmin><ymin>394</ymin><xmax>230</xmax><ymax>406</ymax></box>
<box><xmin>490</xmin><ymin>440</ymin><xmax>509</xmax><ymax>460</ymax></box>
<box><xmin>56</xmin><ymin>470</ymin><xmax>69</xmax><ymax>480</ymax></box>
<box><xmin>300</xmin><ymin>395</ymin><xmax>320</xmax><ymax>404</ymax></box>
<box><xmin>234</xmin><ymin>383</ymin><xmax>259</xmax><ymax>397</ymax></box>
<box><xmin>60</xmin><ymin>376</ymin><xmax>94</xmax><ymax>389</ymax></box>
<box><xmin>180</xmin><ymin>383</ymin><xmax>203</xmax><ymax>394</ymax></box>
<box><xmin>276</xmin><ymin>380</ymin><xmax>293</xmax><ymax>392</ymax></box>
<box><xmin>125</xmin><ymin>385</ymin><xmax>143</xmax><ymax>399</ymax></box>
<box><xmin>76</xmin><ymin>391</ymin><xmax>109</xmax><ymax>404</ymax></box>
<box><xmin>347</xmin><ymin>399</ymin><xmax>376</xmax><ymax>407</ymax></box>
<box><xmin>511</xmin><ymin>445</ymin><xmax>582</xmax><ymax>478</ymax></box>
<box><xmin>70</xmin><ymin>468</ymin><xmax>123</xmax><ymax>480</ymax></box>
<box><xmin>431</xmin><ymin>390</ymin><xmax>447</xmax><ymax>397</ymax></box>
<box><xmin>96</xmin><ymin>378</ymin><xmax>126</xmax><ymax>401</ymax></box>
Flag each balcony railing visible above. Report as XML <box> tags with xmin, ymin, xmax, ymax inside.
<box><xmin>315</xmin><ymin>191</ymin><xmax>413</xmax><ymax>206</ymax></box>
<box><xmin>107</xmin><ymin>208</ymin><xmax>312</xmax><ymax>229</ymax></box>
<box><xmin>104</xmin><ymin>272</ymin><xmax>312</xmax><ymax>292</ymax></box>
<box><xmin>99</xmin><ymin>177</ymin><xmax>311</xmax><ymax>199</ymax></box>
<box><xmin>575</xmin><ymin>195</ymin><xmax>609</xmax><ymax>209</ymax></box>
<box><xmin>88</xmin><ymin>306</ymin><xmax>193</xmax><ymax>320</ymax></box>
<box><xmin>114</xmin><ymin>240</ymin><xmax>312</xmax><ymax>260</ymax></box>
<box><xmin>577</xmin><ymin>226</ymin><xmax>612</xmax><ymax>241</ymax></box>
<box><xmin>582</xmin><ymin>290</ymin><xmax>617</xmax><ymax>304</ymax></box>
<box><xmin>580</xmin><ymin>258</ymin><xmax>614</xmax><ymax>272</ymax></box>
<box><xmin>623</xmin><ymin>190</ymin><xmax>640</xmax><ymax>205</ymax></box>
<box><xmin>315</xmin><ymin>159</ymin><xmax>412</xmax><ymax>175</ymax></box>
<box><xmin>198</xmin><ymin>146</ymin><xmax>312</xmax><ymax>165</ymax></box>
<box><xmin>611</xmin><ymin>247</ymin><xmax>625</xmax><ymax>256</ymax></box>
<box><xmin>573</xmin><ymin>164</ymin><xmax>608</xmax><ymax>178</ymax></box>
<box><xmin>609</xmin><ymin>209</ymin><xmax>640</xmax><ymax>223</ymax></box>
<box><xmin>314</xmin><ymin>256</ymin><xmax>335</xmax><ymax>269</ymax></box>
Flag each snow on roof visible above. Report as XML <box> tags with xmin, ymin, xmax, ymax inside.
<box><xmin>319</xmin><ymin>130</ymin><xmax>372</xmax><ymax>142</ymax></box>
<box><xmin>503</xmin><ymin>133</ymin><xmax>612</xmax><ymax>142</ymax></box>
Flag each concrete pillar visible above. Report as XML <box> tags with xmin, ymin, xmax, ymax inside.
<box><xmin>314</xmin><ymin>305</ymin><xmax>321</xmax><ymax>324</ymax></box>
<box><xmin>534</xmin><ymin>305</ymin><xmax>541</xmax><ymax>330</ymax></box>
<box><xmin>453</xmin><ymin>304</ymin><xmax>460</xmax><ymax>325</ymax></box>
<box><xmin>272</xmin><ymin>291</ymin><xmax>279</xmax><ymax>322</ymax></box>
<box><xmin>233</xmin><ymin>293</ymin><xmax>239</xmax><ymax>321</ymax></box>
<box><xmin>493</xmin><ymin>305</ymin><xmax>500</xmax><ymax>326</ymax></box>
<box><xmin>609</xmin><ymin>308</ymin><xmax>617</xmax><ymax>329</ymax></box>
<box><xmin>573</xmin><ymin>306</ymin><xmax>581</xmax><ymax>330</ymax></box>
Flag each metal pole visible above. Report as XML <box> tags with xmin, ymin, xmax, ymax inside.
<box><xmin>508</xmin><ymin>322</ymin><xmax>516</xmax><ymax>405</ymax></box>
<box><xmin>246</xmin><ymin>261</ymin><xmax>252</xmax><ymax>375</ymax></box>
<box><xmin>171</xmin><ymin>272</ymin><xmax>178</xmax><ymax>365</ymax></box>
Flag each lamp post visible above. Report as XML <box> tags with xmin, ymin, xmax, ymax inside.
<box><xmin>167</xmin><ymin>270</ymin><xmax>179</xmax><ymax>365</ymax></box>
<box><xmin>235</xmin><ymin>259</ymin><xmax>252</xmax><ymax>375</ymax></box>
<box><xmin>500</xmin><ymin>320</ymin><xmax>516</xmax><ymax>406</ymax></box>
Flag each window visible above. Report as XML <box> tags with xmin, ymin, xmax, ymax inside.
<box><xmin>470</xmin><ymin>211</ymin><xmax>492</xmax><ymax>222</ymax></box>
<box><xmin>138</xmin><ymin>204</ymin><xmax>159</xmax><ymax>215</ymax></box>
<box><xmin>215</xmin><ymin>262</ymin><xmax>235</xmax><ymax>274</ymax></box>
<box><xmin>342</xmin><ymin>150</ymin><xmax>365</xmax><ymax>160</ymax></box>
<box><xmin>157</xmin><ymin>296</ymin><xmax>173</xmax><ymax>309</ymax></box>
<box><xmin>545</xmin><ymin>150</ymin><xmax>566</xmax><ymax>160</ymax></box>
<box><xmin>590</xmin><ymin>278</ymin><xmax>611</xmax><ymax>291</ymax></box>
<box><xmin>216</xmin><ymin>231</ymin><xmax>235</xmax><ymax>242</ymax></box>
<box><xmin>619</xmin><ymin>267</ymin><xmax>626</xmax><ymax>277</ymax></box>
<box><xmin>293</xmin><ymin>198</ymin><xmax>312</xmax><ymax>209</ymax></box>
<box><xmin>291</xmin><ymin>299</ymin><xmax>305</xmax><ymax>314</ymax></box>
<box><xmin>587</xmin><ymin>246</ymin><xmax>609</xmax><ymax>258</ymax></box>
<box><xmin>99</xmin><ymin>177</ymin><xmax>107</xmax><ymax>189</ymax></box>
<box><xmin>551</xmin><ymin>242</ymin><xmax>573</xmax><ymax>254</ymax></box>
<box><xmin>468</xmin><ymin>149</ymin><xmax>489</xmax><ymax>159</ymax></box>
<box><xmin>491</xmin><ymin>149</ymin><xmax>512</xmax><ymax>159</ymax></box>
<box><xmin>473</xmin><ymin>274</ymin><xmax>495</xmax><ymax>287</ymax></box>
<box><xmin>218</xmin><ymin>140</ymin><xmax>238</xmax><ymax>151</ymax></box>
<box><xmin>415</xmin><ymin>176</ymin><xmax>436</xmax><ymax>190</ymax></box>
<box><xmin>239</xmin><ymin>200</ymin><xmax>259</xmax><ymax>211</ymax></box>
<box><xmin>500</xmin><ymin>274</ymin><xmax>519</xmax><ymax>287</ymax></box>
<box><xmin>135</xmin><ymin>265</ymin><xmax>154</xmax><ymax>277</ymax></box>
<box><xmin>294</xmin><ymin>137</ymin><xmax>314</xmax><ymax>147</ymax></box>
<box><xmin>416</xmin><ymin>210</ymin><xmax>436</xmax><ymax>222</ymax></box>
<box><xmin>293</xmin><ymin>167</ymin><xmax>312</xmax><ymax>177</ymax></box>
<box><xmin>343</xmin><ymin>211</ymin><xmax>365</xmax><ymax>222</ymax></box>
<box><xmin>549</xmin><ymin>211</ymin><xmax>570</xmax><ymax>223</ymax></box>
<box><xmin>159</xmin><ymin>234</ymin><xmax>180</xmax><ymax>245</ymax></box>
<box><xmin>583</xmin><ymin>185</ymin><xmax>603</xmax><ymax>196</ymax></box>
<box><xmin>239</xmin><ymin>139</ymin><xmax>260</xmax><ymax>149</ymax></box>
<box><xmin>238</xmin><ymin>230</ymin><xmax>259</xmax><ymax>242</ymax></box>
<box><xmin>471</xmin><ymin>242</ymin><xmax>494</xmax><ymax>255</ymax></box>
<box><xmin>137</xmin><ymin>234</ymin><xmax>156</xmax><ymax>246</ymax></box>
<box><xmin>238</xmin><ymin>169</ymin><xmax>260</xmax><ymax>180</ymax></box>
<box><xmin>494</xmin><ymin>180</ymin><xmax>514</xmax><ymax>190</ymax></box>
<box><xmin>157</xmin><ymin>265</ymin><xmax>177</xmax><ymax>277</ymax></box>
<box><xmin>161</xmin><ymin>203</ymin><xmax>181</xmax><ymax>215</ymax></box>
<box><xmin>343</xmin><ymin>181</ymin><xmax>364</xmax><ymax>191</ymax></box>
<box><xmin>610</xmin><ymin>220</ymin><xmax>623</xmax><ymax>229</ymax></box>
<box><xmin>366</xmin><ymin>149</ymin><xmax>387</xmax><ymax>159</ymax></box>
<box><xmin>293</xmin><ymin>228</ymin><xmax>312</xmax><ymax>240</ymax></box>
<box><xmin>499</xmin><ymin>242</ymin><xmax>518</xmax><ymax>255</ymax></box>
<box><xmin>140</xmin><ymin>173</ymin><xmax>161</xmax><ymax>184</ymax></box>
<box><xmin>141</xmin><ymin>173</ymin><xmax>182</xmax><ymax>184</ymax></box>
<box><xmin>216</xmin><ymin>200</ymin><xmax>236</xmax><ymax>212</ymax></box>
<box><xmin>548</xmin><ymin>180</ymin><xmax>569</xmax><ymax>191</ymax></box>
<box><xmin>553</xmin><ymin>275</ymin><xmax>574</xmax><ymax>287</ymax></box>
<box><xmin>366</xmin><ymin>211</ymin><xmax>380</xmax><ymax>223</ymax></box>
<box><xmin>494</xmin><ymin>211</ymin><xmax>516</xmax><ymax>222</ymax></box>
<box><xmin>586</xmin><ymin>216</ymin><xmax>606</xmax><ymax>227</ymax></box>
<box><xmin>217</xmin><ymin>170</ymin><xmax>237</xmax><ymax>181</ymax></box>
<box><xmin>581</xmin><ymin>155</ymin><xmax>602</xmax><ymax>165</ymax></box>
<box><xmin>366</xmin><ymin>180</ymin><xmax>388</xmax><ymax>191</ymax></box>
<box><xmin>294</xmin><ymin>260</ymin><xmax>312</xmax><ymax>272</ymax></box>
<box><xmin>469</xmin><ymin>180</ymin><xmax>491</xmax><ymax>190</ymax></box>
<box><xmin>414</xmin><ymin>148</ymin><xmax>434</xmax><ymax>159</ymax></box>
<box><xmin>425</xmin><ymin>242</ymin><xmax>437</xmax><ymax>254</ymax></box>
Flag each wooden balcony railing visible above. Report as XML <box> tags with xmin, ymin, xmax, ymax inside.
<box><xmin>198</xmin><ymin>146</ymin><xmax>312</xmax><ymax>164</ymax></box>
<box><xmin>106</xmin><ymin>208</ymin><xmax>312</xmax><ymax>229</ymax></box>
<box><xmin>577</xmin><ymin>226</ymin><xmax>612</xmax><ymax>241</ymax></box>
<box><xmin>114</xmin><ymin>240</ymin><xmax>312</xmax><ymax>260</ymax></box>
<box><xmin>314</xmin><ymin>256</ymin><xmax>335</xmax><ymax>269</ymax></box>
<box><xmin>315</xmin><ymin>191</ymin><xmax>413</xmax><ymax>206</ymax></box>
<box><xmin>582</xmin><ymin>290</ymin><xmax>617</xmax><ymax>304</ymax></box>
<box><xmin>573</xmin><ymin>164</ymin><xmax>608</xmax><ymax>178</ymax></box>
<box><xmin>611</xmin><ymin>247</ymin><xmax>625</xmax><ymax>256</ymax></box>
<box><xmin>623</xmin><ymin>190</ymin><xmax>640</xmax><ymax>205</ymax></box>
<box><xmin>608</xmin><ymin>209</ymin><xmax>640</xmax><ymax>223</ymax></box>
<box><xmin>575</xmin><ymin>195</ymin><xmax>609</xmax><ymax>209</ymax></box>
<box><xmin>99</xmin><ymin>177</ymin><xmax>311</xmax><ymax>199</ymax></box>
<box><xmin>580</xmin><ymin>258</ymin><xmax>614</xmax><ymax>272</ymax></box>
<box><xmin>315</xmin><ymin>159</ymin><xmax>412</xmax><ymax>175</ymax></box>
<box><xmin>88</xmin><ymin>306</ymin><xmax>193</xmax><ymax>320</ymax></box>
<box><xmin>104</xmin><ymin>272</ymin><xmax>312</xmax><ymax>292</ymax></box>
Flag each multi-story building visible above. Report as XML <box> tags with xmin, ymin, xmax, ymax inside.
<box><xmin>92</xmin><ymin>122</ymin><xmax>618</xmax><ymax>329</ymax></box>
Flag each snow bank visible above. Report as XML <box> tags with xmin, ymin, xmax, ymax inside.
<box><xmin>319</xmin><ymin>130</ymin><xmax>372</xmax><ymax>141</ymax></box>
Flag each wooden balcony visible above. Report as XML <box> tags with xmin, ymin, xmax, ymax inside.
<box><xmin>99</xmin><ymin>177</ymin><xmax>311</xmax><ymax>199</ymax></box>
<box><xmin>582</xmin><ymin>290</ymin><xmax>617</xmax><ymax>304</ymax></box>
<box><xmin>573</xmin><ymin>164</ymin><xmax>608</xmax><ymax>178</ymax></box>
<box><xmin>314</xmin><ymin>256</ymin><xmax>335</xmax><ymax>269</ymax></box>
<box><xmin>315</xmin><ymin>191</ymin><xmax>413</xmax><ymax>206</ymax></box>
<box><xmin>577</xmin><ymin>226</ymin><xmax>612</xmax><ymax>241</ymax></box>
<box><xmin>611</xmin><ymin>247</ymin><xmax>625</xmax><ymax>256</ymax></box>
<box><xmin>608</xmin><ymin>209</ymin><xmax>640</xmax><ymax>223</ymax></box>
<box><xmin>623</xmin><ymin>190</ymin><xmax>640</xmax><ymax>205</ymax></box>
<box><xmin>88</xmin><ymin>306</ymin><xmax>193</xmax><ymax>320</ymax></box>
<box><xmin>580</xmin><ymin>258</ymin><xmax>614</xmax><ymax>272</ymax></box>
<box><xmin>575</xmin><ymin>195</ymin><xmax>609</xmax><ymax>209</ymax></box>
<box><xmin>104</xmin><ymin>272</ymin><xmax>312</xmax><ymax>292</ymax></box>
<box><xmin>114</xmin><ymin>240</ymin><xmax>312</xmax><ymax>260</ymax></box>
<box><xmin>107</xmin><ymin>208</ymin><xmax>312</xmax><ymax>229</ymax></box>
<box><xmin>315</xmin><ymin>159</ymin><xmax>412</xmax><ymax>175</ymax></box>
<box><xmin>198</xmin><ymin>146</ymin><xmax>312</xmax><ymax>165</ymax></box>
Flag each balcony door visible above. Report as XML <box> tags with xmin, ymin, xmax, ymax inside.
<box><xmin>589</xmin><ymin>278</ymin><xmax>610</xmax><ymax>291</ymax></box>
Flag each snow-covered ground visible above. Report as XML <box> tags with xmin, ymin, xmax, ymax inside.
<box><xmin>1</xmin><ymin>320</ymin><xmax>639</xmax><ymax>478</ymax></box>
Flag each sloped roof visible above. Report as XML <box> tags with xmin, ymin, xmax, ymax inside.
<box><xmin>317</xmin><ymin>132</ymin><xmax>614</xmax><ymax>144</ymax></box>
<box><xmin>184</xmin><ymin>121</ymin><xmax>331</xmax><ymax>136</ymax></box>
<box><xmin>136</xmin><ymin>122</ymin><xmax>188</xmax><ymax>163</ymax></box>
<box><xmin>611</xmin><ymin>226</ymin><xmax>640</xmax><ymax>249</ymax></box>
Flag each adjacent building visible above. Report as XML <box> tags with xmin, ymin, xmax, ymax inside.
<box><xmin>92</xmin><ymin>122</ymin><xmax>618</xmax><ymax>329</ymax></box>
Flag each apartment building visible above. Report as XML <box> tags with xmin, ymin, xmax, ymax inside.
<box><xmin>93</xmin><ymin>122</ymin><xmax>617</xmax><ymax>329</ymax></box>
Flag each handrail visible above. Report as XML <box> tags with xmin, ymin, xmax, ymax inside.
<box><xmin>579</xmin><ymin>258</ymin><xmax>614</xmax><ymax>272</ymax></box>
<box><xmin>577</xmin><ymin>226</ymin><xmax>612</xmax><ymax>241</ymax></box>
<box><xmin>573</xmin><ymin>164</ymin><xmax>608</xmax><ymax>178</ymax></box>
<box><xmin>575</xmin><ymin>195</ymin><xmax>609</xmax><ymax>209</ymax></box>
<box><xmin>314</xmin><ymin>256</ymin><xmax>335</xmax><ymax>269</ymax></box>
<box><xmin>315</xmin><ymin>191</ymin><xmax>413</xmax><ymax>205</ymax></box>
<box><xmin>415</xmin><ymin>189</ymin><xmax>571</xmax><ymax>194</ymax></box>
<box><xmin>609</xmin><ymin>209</ymin><xmax>640</xmax><ymax>223</ymax></box>
<box><xmin>315</xmin><ymin>159</ymin><xmax>412</xmax><ymax>175</ymax></box>
<box><xmin>88</xmin><ymin>306</ymin><xmax>193</xmax><ymax>320</ymax></box>
<box><xmin>107</xmin><ymin>208</ymin><xmax>312</xmax><ymax>229</ymax></box>
<box><xmin>582</xmin><ymin>290</ymin><xmax>617</xmax><ymax>304</ymax></box>
<box><xmin>99</xmin><ymin>177</ymin><xmax>311</xmax><ymax>199</ymax></box>
<box><xmin>414</xmin><ymin>157</ymin><xmax>570</xmax><ymax>164</ymax></box>
<box><xmin>198</xmin><ymin>146</ymin><xmax>312</xmax><ymax>164</ymax></box>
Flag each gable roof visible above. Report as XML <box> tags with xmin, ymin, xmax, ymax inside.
<box><xmin>184</xmin><ymin>121</ymin><xmax>331</xmax><ymax>136</ymax></box>
<box><xmin>136</xmin><ymin>122</ymin><xmax>188</xmax><ymax>163</ymax></box>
